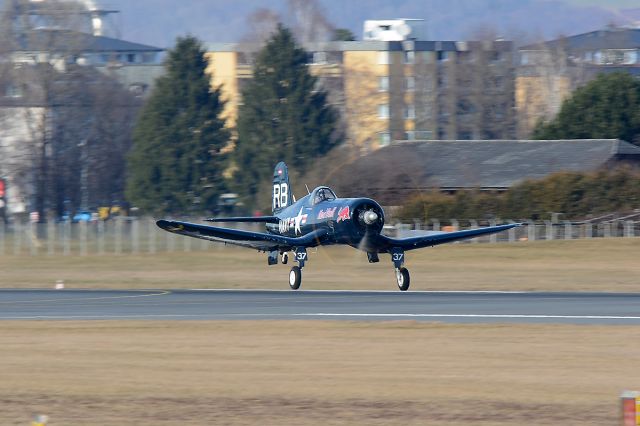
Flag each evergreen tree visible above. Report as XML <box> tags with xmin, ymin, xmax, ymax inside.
<box><xmin>533</xmin><ymin>72</ymin><xmax>640</xmax><ymax>145</ymax></box>
<box><xmin>234</xmin><ymin>24</ymin><xmax>340</xmax><ymax>209</ymax></box>
<box><xmin>126</xmin><ymin>36</ymin><xmax>229</xmax><ymax>214</ymax></box>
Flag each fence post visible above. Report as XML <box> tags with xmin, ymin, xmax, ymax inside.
<box><xmin>603</xmin><ymin>222</ymin><xmax>611</xmax><ymax>238</ymax></box>
<box><xmin>469</xmin><ymin>220</ymin><xmax>479</xmax><ymax>243</ymax></box>
<box><xmin>0</xmin><ymin>220</ymin><xmax>4</xmax><ymax>255</ymax></box>
<box><xmin>13</xmin><ymin>221</ymin><xmax>21</xmax><ymax>255</ymax></box>
<box><xmin>527</xmin><ymin>220</ymin><xmax>536</xmax><ymax>241</ymax></box>
<box><xmin>98</xmin><ymin>220</ymin><xmax>105</xmax><ymax>255</ymax></box>
<box><xmin>564</xmin><ymin>221</ymin><xmax>572</xmax><ymax>240</ymax></box>
<box><xmin>489</xmin><ymin>220</ymin><xmax>497</xmax><ymax>243</ymax></box>
<box><xmin>431</xmin><ymin>219</ymin><xmax>440</xmax><ymax>232</ymax></box>
<box><xmin>47</xmin><ymin>220</ymin><xmax>55</xmax><ymax>256</ymax></box>
<box><xmin>132</xmin><ymin>219</ymin><xmax>139</xmax><ymax>254</ymax></box>
<box><xmin>63</xmin><ymin>221</ymin><xmax>71</xmax><ymax>256</ymax></box>
<box><xmin>584</xmin><ymin>223</ymin><xmax>592</xmax><ymax>239</ymax></box>
<box><xmin>625</xmin><ymin>221</ymin><xmax>634</xmax><ymax>238</ymax></box>
<box><xmin>167</xmin><ymin>224</ymin><xmax>175</xmax><ymax>252</ymax></box>
<box><xmin>29</xmin><ymin>221</ymin><xmax>37</xmax><ymax>256</ymax></box>
<box><xmin>148</xmin><ymin>218</ymin><xmax>156</xmax><ymax>254</ymax></box>
<box><xmin>545</xmin><ymin>221</ymin><xmax>554</xmax><ymax>240</ymax></box>
<box><xmin>508</xmin><ymin>221</ymin><xmax>516</xmax><ymax>243</ymax></box>
<box><xmin>115</xmin><ymin>218</ymin><xmax>122</xmax><ymax>255</ymax></box>
<box><xmin>80</xmin><ymin>221</ymin><xmax>87</xmax><ymax>256</ymax></box>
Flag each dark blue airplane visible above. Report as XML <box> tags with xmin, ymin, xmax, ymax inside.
<box><xmin>157</xmin><ymin>162</ymin><xmax>518</xmax><ymax>291</ymax></box>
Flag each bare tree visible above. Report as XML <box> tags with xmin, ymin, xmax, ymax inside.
<box><xmin>0</xmin><ymin>0</ymin><xmax>140</xmax><ymax>220</ymax></box>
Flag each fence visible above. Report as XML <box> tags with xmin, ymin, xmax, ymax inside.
<box><xmin>0</xmin><ymin>217</ymin><xmax>638</xmax><ymax>256</ymax></box>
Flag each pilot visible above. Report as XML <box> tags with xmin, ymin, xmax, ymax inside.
<box><xmin>314</xmin><ymin>190</ymin><xmax>326</xmax><ymax>205</ymax></box>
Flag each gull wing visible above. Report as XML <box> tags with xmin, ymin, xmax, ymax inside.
<box><xmin>156</xmin><ymin>220</ymin><xmax>327</xmax><ymax>251</ymax></box>
<box><xmin>374</xmin><ymin>223</ymin><xmax>520</xmax><ymax>252</ymax></box>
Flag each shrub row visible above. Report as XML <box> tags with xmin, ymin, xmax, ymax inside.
<box><xmin>396</xmin><ymin>167</ymin><xmax>640</xmax><ymax>222</ymax></box>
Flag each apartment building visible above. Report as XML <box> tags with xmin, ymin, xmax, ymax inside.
<box><xmin>206</xmin><ymin>19</ymin><xmax>516</xmax><ymax>152</ymax></box>
<box><xmin>517</xmin><ymin>27</ymin><xmax>640</xmax><ymax>136</ymax></box>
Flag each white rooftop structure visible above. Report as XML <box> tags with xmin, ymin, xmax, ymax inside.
<box><xmin>363</xmin><ymin>19</ymin><xmax>426</xmax><ymax>42</ymax></box>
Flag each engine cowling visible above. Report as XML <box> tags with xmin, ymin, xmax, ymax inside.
<box><xmin>351</xmin><ymin>200</ymin><xmax>385</xmax><ymax>237</ymax></box>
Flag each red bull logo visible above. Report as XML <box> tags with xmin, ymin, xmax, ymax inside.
<box><xmin>336</xmin><ymin>206</ymin><xmax>350</xmax><ymax>223</ymax></box>
<box><xmin>317</xmin><ymin>207</ymin><xmax>337</xmax><ymax>220</ymax></box>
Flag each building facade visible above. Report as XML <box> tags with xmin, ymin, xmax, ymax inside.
<box><xmin>517</xmin><ymin>27</ymin><xmax>640</xmax><ymax>137</ymax></box>
<box><xmin>206</xmin><ymin>20</ymin><xmax>516</xmax><ymax>152</ymax></box>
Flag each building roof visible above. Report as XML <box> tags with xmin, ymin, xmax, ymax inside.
<box><xmin>15</xmin><ymin>29</ymin><xmax>163</xmax><ymax>53</ymax></box>
<box><xmin>520</xmin><ymin>27</ymin><xmax>640</xmax><ymax>51</ymax></box>
<box><xmin>207</xmin><ymin>39</ymin><xmax>511</xmax><ymax>53</ymax></box>
<box><xmin>335</xmin><ymin>140</ymin><xmax>640</xmax><ymax>200</ymax></box>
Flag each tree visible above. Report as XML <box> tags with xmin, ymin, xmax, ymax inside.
<box><xmin>234</xmin><ymin>25</ymin><xmax>341</xmax><ymax>209</ymax></box>
<box><xmin>0</xmin><ymin>0</ymin><xmax>141</xmax><ymax>220</ymax></box>
<box><xmin>532</xmin><ymin>72</ymin><xmax>640</xmax><ymax>144</ymax></box>
<box><xmin>126</xmin><ymin>36</ymin><xmax>229</xmax><ymax>215</ymax></box>
<box><xmin>332</xmin><ymin>28</ymin><xmax>356</xmax><ymax>41</ymax></box>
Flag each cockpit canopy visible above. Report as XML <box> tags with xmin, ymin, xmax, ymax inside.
<box><xmin>310</xmin><ymin>186</ymin><xmax>337</xmax><ymax>205</ymax></box>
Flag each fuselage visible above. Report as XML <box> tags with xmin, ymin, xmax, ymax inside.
<box><xmin>265</xmin><ymin>187</ymin><xmax>385</xmax><ymax>249</ymax></box>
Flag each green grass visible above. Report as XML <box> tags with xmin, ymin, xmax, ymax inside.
<box><xmin>1</xmin><ymin>238</ymin><xmax>639</xmax><ymax>291</ymax></box>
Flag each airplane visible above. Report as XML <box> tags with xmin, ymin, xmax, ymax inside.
<box><xmin>157</xmin><ymin>161</ymin><xmax>519</xmax><ymax>291</ymax></box>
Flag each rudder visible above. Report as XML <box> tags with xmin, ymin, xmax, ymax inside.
<box><xmin>272</xmin><ymin>161</ymin><xmax>291</xmax><ymax>214</ymax></box>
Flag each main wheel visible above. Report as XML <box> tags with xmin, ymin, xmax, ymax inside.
<box><xmin>289</xmin><ymin>266</ymin><xmax>302</xmax><ymax>290</ymax></box>
<box><xmin>395</xmin><ymin>267</ymin><xmax>410</xmax><ymax>291</ymax></box>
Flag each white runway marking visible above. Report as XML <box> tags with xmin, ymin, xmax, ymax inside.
<box><xmin>187</xmin><ymin>289</ymin><xmax>529</xmax><ymax>294</ymax></box>
<box><xmin>1</xmin><ymin>313</ymin><xmax>639</xmax><ymax>321</ymax></box>
<box><xmin>0</xmin><ymin>290</ymin><xmax>171</xmax><ymax>304</ymax></box>
<box><xmin>296</xmin><ymin>313</ymin><xmax>640</xmax><ymax>320</ymax></box>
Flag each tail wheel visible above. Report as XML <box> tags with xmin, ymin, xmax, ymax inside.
<box><xmin>396</xmin><ymin>267</ymin><xmax>410</xmax><ymax>291</ymax></box>
<box><xmin>289</xmin><ymin>266</ymin><xmax>302</xmax><ymax>290</ymax></box>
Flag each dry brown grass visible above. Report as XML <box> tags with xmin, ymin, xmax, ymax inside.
<box><xmin>0</xmin><ymin>238</ymin><xmax>639</xmax><ymax>291</ymax></box>
<box><xmin>1</xmin><ymin>321</ymin><xmax>638</xmax><ymax>425</ymax></box>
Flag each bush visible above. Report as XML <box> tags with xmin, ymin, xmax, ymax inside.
<box><xmin>396</xmin><ymin>167</ymin><xmax>640</xmax><ymax>222</ymax></box>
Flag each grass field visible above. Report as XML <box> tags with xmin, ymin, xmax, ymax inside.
<box><xmin>1</xmin><ymin>239</ymin><xmax>639</xmax><ymax>425</ymax></box>
<box><xmin>1</xmin><ymin>321</ymin><xmax>639</xmax><ymax>425</ymax></box>
<box><xmin>0</xmin><ymin>238</ymin><xmax>638</xmax><ymax>291</ymax></box>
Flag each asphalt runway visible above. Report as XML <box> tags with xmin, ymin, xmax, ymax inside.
<box><xmin>0</xmin><ymin>289</ymin><xmax>639</xmax><ymax>324</ymax></box>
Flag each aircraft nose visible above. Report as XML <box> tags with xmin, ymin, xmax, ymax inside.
<box><xmin>363</xmin><ymin>210</ymin><xmax>379</xmax><ymax>225</ymax></box>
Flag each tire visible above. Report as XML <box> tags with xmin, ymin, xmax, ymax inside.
<box><xmin>396</xmin><ymin>267</ymin><xmax>410</xmax><ymax>291</ymax></box>
<box><xmin>289</xmin><ymin>266</ymin><xmax>302</xmax><ymax>290</ymax></box>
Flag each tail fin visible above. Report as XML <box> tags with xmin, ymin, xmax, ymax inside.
<box><xmin>272</xmin><ymin>161</ymin><xmax>292</xmax><ymax>214</ymax></box>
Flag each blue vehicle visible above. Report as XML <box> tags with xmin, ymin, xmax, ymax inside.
<box><xmin>72</xmin><ymin>211</ymin><xmax>93</xmax><ymax>222</ymax></box>
<box><xmin>158</xmin><ymin>162</ymin><xmax>518</xmax><ymax>291</ymax></box>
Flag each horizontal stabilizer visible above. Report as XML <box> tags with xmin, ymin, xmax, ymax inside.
<box><xmin>205</xmin><ymin>216</ymin><xmax>279</xmax><ymax>223</ymax></box>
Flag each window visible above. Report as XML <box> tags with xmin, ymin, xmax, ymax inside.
<box><xmin>405</xmin><ymin>76</ymin><xmax>415</xmax><ymax>91</ymax></box>
<box><xmin>378</xmin><ymin>104</ymin><xmax>389</xmax><ymax>119</ymax></box>
<box><xmin>438</xmin><ymin>73</ymin><xmax>448</xmax><ymax>89</ymax></box>
<box><xmin>404</xmin><ymin>105</ymin><xmax>415</xmax><ymax>119</ymax></box>
<box><xmin>404</xmin><ymin>50</ymin><xmax>415</xmax><ymax>64</ymax></box>
<box><xmin>422</xmin><ymin>51</ymin><xmax>434</xmax><ymax>64</ymax></box>
<box><xmin>378</xmin><ymin>51</ymin><xmax>390</xmax><ymax>65</ymax></box>
<box><xmin>437</xmin><ymin>51</ymin><xmax>449</xmax><ymax>62</ymax></box>
<box><xmin>378</xmin><ymin>76</ymin><xmax>389</xmax><ymax>92</ymax></box>
<box><xmin>312</xmin><ymin>51</ymin><xmax>327</xmax><ymax>64</ymax></box>
<box><xmin>378</xmin><ymin>132</ymin><xmax>391</xmax><ymax>146</ymax></box>
<box><xmin>5</xmin><ymin>84</ymin><xmax>22</xmax><ymax>98</ymax></box>
<box><xmin>405</xmin><ymin>131</ymin><xmax>415</xmax><ymax>140</ymax></box>
<box><xmin>520</xmin><ymin>52</ymin><xmax>529</xmax><ymax>65</ymax></box>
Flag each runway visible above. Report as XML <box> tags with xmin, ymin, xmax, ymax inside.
<box><xmin>0</xmin><ymin>289</ymin><xmax>639</xmax><ymax>324</ymax></box>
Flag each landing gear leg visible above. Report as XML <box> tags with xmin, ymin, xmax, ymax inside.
<box><xmin>289</xmin><ymin>248</ymin><xmax>307</xmax><ymax>290</ymax></box>
<box><xmin>391</xmin><ymin>248</ymin><xmax>410</xmax><ymax>291</ymax></box>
